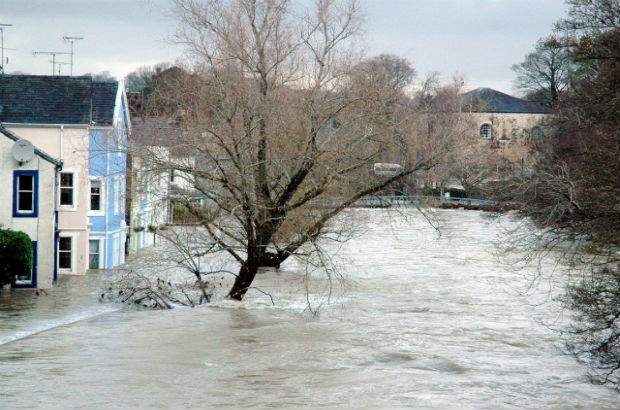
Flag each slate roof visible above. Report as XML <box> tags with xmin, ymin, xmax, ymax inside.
<box><xmin>462</xmin><ymin>88</ymin><xmax>551</xmax><ymax>114</ymax></box>
<box><xmin>0</xmin><ymin>75</ymin><xmax>119</xmax><ymax>126</ymax></box>
<box><xmin>92</xmin><ymin>81</ymin><xmax>118</xmax><ymax>126</ymax></box>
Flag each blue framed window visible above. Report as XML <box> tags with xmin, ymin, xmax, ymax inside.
<box><xmin>13</xmin><ymin>170</ymin><xmax>38</xmax><ymax>218</ymax></box>
<box><xmin>14</xmin><ymin>241</ymin><xmax>37</xmax><ymax>288</ymax></box>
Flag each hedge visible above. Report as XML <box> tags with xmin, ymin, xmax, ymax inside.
<box><xmin>0</xmin><ymin>228</ymin><xmax>33</xmax><ymax>287</ymax></box>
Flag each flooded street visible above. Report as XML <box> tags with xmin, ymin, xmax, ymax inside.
<box><xmin>1</xmin><ymin>209</ymin><xmax>618</xmax><ymax>409</ymax></box>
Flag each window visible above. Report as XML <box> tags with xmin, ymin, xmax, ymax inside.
<box><xmin>17</xmin><ymin>175</ymin><xmax>34</xmax><ymax>211</ymax></box>
<box><xmin>532</xmin><ymin>126</ymin><xmax>543</xmax><ymax>141</ymax></box>
<box><xmin>89</xmin><ymin>178</ymin><xmax>104</xmax><ymax>214</ymax></box>
<box><xmin>60</xmin><ymin>172</ymin><xmax>74</xmax><ymax>206</ymax></box>
<box><xmin>89</xmin><ymin>239</ymin><xmax>101</xmax><ymax>269</ymax></box>
<box><xmin>13</xmin><ymin>170</ymin><xmax>38</xmax><ymax>217</ymax></box>
<box><xmin>480</xmin><ymin>124</ymin><xmax>493</xmax><ymax>139</ymax></box>
<box><xmin>58</xmin><ymin>237</ymin><xmax>72</xmax><ymax>270</ymax></box>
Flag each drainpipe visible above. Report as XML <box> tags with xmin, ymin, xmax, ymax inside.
<box><xmin>53</xmin><ymin>161</ymin><xmax>62</xmax><ymax>282</ymax></box>
<box><xmin>59</xmin><ymin>125</ymin><xmax>64</xmax><ymax>161</ymax></box>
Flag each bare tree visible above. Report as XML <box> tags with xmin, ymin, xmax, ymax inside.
<box><xmin>511</xmin><ymin>36</ymin><xmax>572</xmax><ymax>107</ymax></box>
<box><xmin>123</xmin><ymin>0</ymin><xmax>455</xmax><ymax>304</ymax></box>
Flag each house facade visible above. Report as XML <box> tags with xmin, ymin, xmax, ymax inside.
<box><xmin>127</xmin><ymin>149</ymin><xmax>171</xmax><ymax>253</ymax></box>
<box><xmin>126</xmin><ymin>117</ymin><xmax>172</xmax><ymax>254</ymax></box>
<box><xmin>87</xmin><ymin>82</ymin><xmax>130</xmax><ymax>269</ymax></box>
<box><xmin>0</xmin><ymin>75</ymin><xmax>129</xmax><ymax>276</ymax></box>
<box><xmin>462</xmin><ymin>87</ymin><xmax>552</xmax><ymax>163</ymax></box>
<box><xmin>0</xmin><ymin>127</ymin><xmax>62</xmax><ymax>288</ymax></box>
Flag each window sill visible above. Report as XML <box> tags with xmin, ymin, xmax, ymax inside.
<box><xmin>12</xmin><ymin>212</ymin><xmax>37</xmax><ymax>218</ymax></box>
<box><xmin>13</xmin><ymin>281</ymin><xmax>35</xmax><ymax>288</ymax></box>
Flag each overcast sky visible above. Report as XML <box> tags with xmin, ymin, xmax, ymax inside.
<box><xmin>0</xmin><ymin>0</ymin><xmax>567</xmax><ymax>95</ymax></box>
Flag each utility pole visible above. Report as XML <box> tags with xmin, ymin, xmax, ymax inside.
<box><xmin>0</xmin><ymin>23</ymin><xmax>13</xmax><ymax>74</ymax></box>
<box><xmin>32</xmin><ymin>51</ymin><xmax>71</xmax><ymax>75</ymax></box>
<box><xmin>63</xmin><ymin>36</ymin><xmax>83</xmax><ymax>75</ymax></box>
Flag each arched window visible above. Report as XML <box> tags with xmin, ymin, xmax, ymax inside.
<box><xmin>531</xmin><ymin>126</ymin><xmax>542</xmax><ymax>140</ymax></box>
<box><xmin>480</xmin><ymin>123</ymin><xmax>493</xmax><ymax>139</ymax></box>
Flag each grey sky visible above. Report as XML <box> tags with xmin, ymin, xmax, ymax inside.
<box><xmin>0</xmin><ymin>0</ymin><xmax>567</xmax><ymax>95</ymax></box>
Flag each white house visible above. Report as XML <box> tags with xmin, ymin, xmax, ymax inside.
<box><xmin>0</xmin><ymin>126</ymin><xmax>62</xmax><ymax>288</ymax></box>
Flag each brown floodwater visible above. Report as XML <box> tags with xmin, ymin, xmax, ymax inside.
<box><xmin>0</xmin><ymin>209</ymin><xmax>618</xmax><ymax>409</ymax></box>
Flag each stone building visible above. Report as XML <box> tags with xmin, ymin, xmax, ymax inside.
<box><xmin>462</xmin><ymin>87</ymin><xmax>552</xmax><ymax>164</ymax></box>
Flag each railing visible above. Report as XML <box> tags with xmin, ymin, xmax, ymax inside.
<box><xmin>443</xmin><ymin>196</ymin><xmax>499</xmax><ymax>205</ymax></box>
<box><xmin>352</xmin><ymin>195</ymin><xmax>500</xmax><ymax>208</ymax></box>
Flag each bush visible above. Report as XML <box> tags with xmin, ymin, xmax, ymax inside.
<box><xmin>0</xmin><ymin>228</ymin><xmax>33</xmax><ymax>287</ymax></box>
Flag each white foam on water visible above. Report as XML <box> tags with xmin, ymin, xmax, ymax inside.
<box><xmin>0</xmin><ymin>305</ymin><xmax>121</xmax><ymax>346</ymax></box>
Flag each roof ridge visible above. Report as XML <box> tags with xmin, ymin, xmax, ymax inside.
<box><xmin>462</xmin><ymin>87</ymin><xmax>551</xmax><ymax>114</ymax></box>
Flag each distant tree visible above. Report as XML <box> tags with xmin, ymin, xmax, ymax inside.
<box><xmin>511</xmin><ymin>36</ymin><xmax>572</xmax><ymax>107</ymax></box>
<box><xmin>125</xmin><ymin>63</ymin><xmax>172</xmax><ymax>93</ymax></box>
<box><xmin>354</xmin><ymin>54</ymin><xmax>416</xmax><ymax>91</ymax></box>
<box><xmin>83</xmin><ymin>71</ymin><xmax>116</xmax><ymax>82</ymax></box>
<box><xmin>413</xmin><ymin>71</ymin><xmax>441</xmax><ymax>109</ymax></box>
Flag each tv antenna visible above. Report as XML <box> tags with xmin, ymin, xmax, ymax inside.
<box><xmin>63</xmin><ymin>36</ymin><xmax>84</xmax><ymax>75</ymax></box>
<box><xmin>32</xmin><ymin>51</ymin><xmax>71</xmax><ymax>75</ymax></box>
<box><xmin>0</xmin><ymin>23</ymin><xmax>13</xmax><ymax>74</ymax></box>
<box><xmin>49</xmin><ymin>60</ymin><xmax>70</xmax><ymax>75</ymax></box>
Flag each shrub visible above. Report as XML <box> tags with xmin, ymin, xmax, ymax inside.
<box><xmin>0</xmin><ymin>228</ymin><xmax>33</xmax><ymax>287</ymax></box>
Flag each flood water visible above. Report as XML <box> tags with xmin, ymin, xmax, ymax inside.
<box><xmin>1</xmin><ymin>209</ymin><xmax>618</xmax><ymax>409</ymax></box>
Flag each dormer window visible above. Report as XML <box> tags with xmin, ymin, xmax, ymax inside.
<box><xmin>480</xmin><ymin>124</ymin><xmax>493</xmax><ymax>139</ymax></box>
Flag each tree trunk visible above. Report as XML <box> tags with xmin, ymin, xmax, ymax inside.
<box><xmin>227</xmin><ymin>262</ymin><xmax>259</xmax><ymax>301</ymax></box>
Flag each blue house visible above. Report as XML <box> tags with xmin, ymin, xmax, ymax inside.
<box><xmin>87</xmin><ymin>81</ymin><xmax>131</xmax><ymax>269</ymax></box>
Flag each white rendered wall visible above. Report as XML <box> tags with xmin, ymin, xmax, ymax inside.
<box><xmin>0</xmin><ymin>136</ymin><xmax>57</xmax><ymax>288</ymax></box>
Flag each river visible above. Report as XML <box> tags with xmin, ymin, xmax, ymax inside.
<box><xmin>0</xmin><ymin>209</ymin><xmax>618</xmax><ymax>409</ymax></box>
